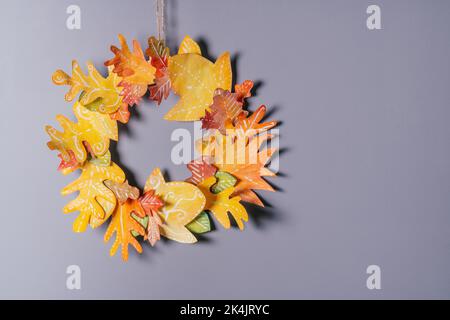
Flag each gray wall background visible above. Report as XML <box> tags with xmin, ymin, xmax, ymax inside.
<box><xmin>1</xmin><ymin>0</ymin><xmax>449</xmax><ymax>299</ymax></box>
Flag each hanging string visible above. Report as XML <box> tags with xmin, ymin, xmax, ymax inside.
<box><xmin>156</xmin><ymin>0</ymin><xmax>165</xmax><ymax>43</ymax></box>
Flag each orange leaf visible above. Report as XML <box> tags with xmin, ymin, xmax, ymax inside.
<box><xmin>138</xmin><ymin>190</ymin><xmax>164</xmax><ymax>246</ymax></box>
<box><xmin>234</xmin><ymin>105</ymin><xmax>278</xmax><ymax>139</ymax></box>
<box><xmin>110</xmin><ymin>103</ymin><xmax>131</xmax><ymax>124</ymax></box>
<box><xmin>104</xmin><ymin>199</ymin><xmax>146</xmax><ymax>261</ymax></box>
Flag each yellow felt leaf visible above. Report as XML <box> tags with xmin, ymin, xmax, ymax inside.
<box><xmin>104</xmin><ymin>199</ymin><xmax>146</xmax><ymax>261</ymax></box>
<box><xmin>61</xmin><ymin>162</ymin><xmax>125</xmax><ymax>233</ymax></box>
<box><xmin>165</xmin><ymin>37</ymin><xmax>232</xmax><ymax>121</ymax></box>
<box><xmin>177</xmin><ymin>35</ymin><xmax>201</xmax><ymax>55</ymax></box>
<box><xmin>198</xmin><ymin>177</ymin><xmax>248</xmax><ymax>230</ymax></box>
<box><xmin>144</xmin><ymin>168</ymin><xmax>206</xmax><ymax>243</ymax></box>
<box><xmin>46</xmin><ymin>102</ymin><xmax>118</xmax><ymax>163</ymax></box>
<box><xmin>52</xmin><ymin>61</ymin><xmax>124</xmax><ymax>114</ymax></box>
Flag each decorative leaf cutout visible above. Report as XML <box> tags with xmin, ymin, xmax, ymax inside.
<box><xmin>104</xmin><ymin>180</ymin><xmax>140</xmax><ymax>204</ymax></box>
<box><xmin>201</xmin><ymin>81</ymin><xmax>254</xmax><ymax>134</ymax></box>
<box><xmin>146</xmin><ymin>36</ymin><xmax>171</xmax><ymax>105</ymax></box>
<box><xmin>137</xmin><ymin>190</ymin><xmax>164</xmax><ymax>246</ymax></box>
<box><xmin>165</xmin><ymin>37</ymin><xmax>232</xmax><ymax>121</ymax></box>
<box><xmin>46</xmin><ymin>102</ymin><xmax>118</xmax><ymax>164</ymax></box>
<box><xmin>200</xmin><ymin>132</ymin><xmax>277</xmax><ymax>207</ymax></box>
<box><xmin>234</xmin><ymin>105</ymin><xmax>277</xmax><ymax>139</ymax></box>
<box><xmin>104</xmin><ymin>199</ymin><xmax>146</xmax><ymax>261</ymax></box>
<box><xmin>197</xmin><ymin>177</ymin><xmax>248</xmax><ymax>230</ymax></box>
<box><xmin>144</xmin><ymin>168</ymin><xmax>206</xmax><ymax>243</ymax></box>
<box><xmin>185</xmin><ymin>158</ymin><xmax>217</xmax><ymax>185</ymax></box>
<box><xmin>61</xmin><ymin>162</ymin><xmax>125</xmax><ymax>232</ymax></box>
<box><xmin>105</xmin><ymin>34</ymin><xmax>155</xmax><ymax>86</ymax></box>
<box><xmin>110</xmin><ymin>103</ymin><xmax>131</xmax><ymax>124</ymax></box>
<box><xmin>52</xmin><ymin>61</ymin><xmax>124</xmax><ymax>114</ymax></box>
<box><xmin>211</xmin><ymin>171</ymin><xmax>237</xmax><ymax>194</ymax></box>
<box><xmin>186</xmin><ymin>211</ymin><xmax>211</xmax><ymax>234</ymax></box>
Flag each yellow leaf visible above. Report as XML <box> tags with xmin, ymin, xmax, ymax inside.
<box><xmin>46</xmin><ymin>102</ymin><xmax>118</xmax><ymax>163</ymax></box>
<box><xmin>52</xmin><ymin>60</ymin><xmax>124</xmax><ymax>114</ymax></box>
<box><xmin>104</xmin><ymin>199</ymin><xmax>146</xmax><ymax>261</ymax></box>
<box><xmin>177</xmin><ymin>35</ymin><xmax>201</xmax><ymax>55</ymax></box>
<box><xmin>165</xmin><ymin>37</ymin><xmax>232</xmax><ymax>121</ymax></box>
<box><xmin>198</xmin><ymin>177</ymin><xmax>248</xmax><ymax>230</ymax></box>
<box><xmin>144</xmin><ymin>168</ymin><xmax>206</xmax><ymax>243</ymax></box>
<box><xmin>61</xmin><ymin>162</ymin><xmax>126</xmax><ymax>233</ymax></box>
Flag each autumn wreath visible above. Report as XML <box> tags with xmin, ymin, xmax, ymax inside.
<box><xmin>45</xmin><ymin>35</ymin><xmax>278</xmax><ymax>261</ymax></box>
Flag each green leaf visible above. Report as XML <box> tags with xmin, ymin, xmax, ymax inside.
<box><xmin>186</xmin><ymin>211</ymin><xmax>211</xmax><ymax>234</ymax></box>
<box><xmin>131</xmin><ymin>213</ymin><xmax>148</xmax><ymax>237</ymax></box>
<box><xmin>211</xmin><ymin>171</ymin><xmax>237</xmax><ymax>194</ymax></box>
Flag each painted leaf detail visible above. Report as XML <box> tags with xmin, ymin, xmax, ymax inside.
<box><xmin>234</xmin><ymin>105</ymin><xmax>277</xmax><ymax>139</ymax></box>
<box><xmin>144</xmin><ymin>168</ymin><xmax>206</xmax><ymax>243</ymax></box>
<box><xmin>110</xmin><ymin>103</ymin><xmax>131</xmax><ymax>124</ymax></box>
<box><xmin>104</xmin><ymin>180</ymin><xmax>140</xmax><ymax>204</ymax></box>
<box><xmin>198</xmin><ymin>177</ymin><xmax>248</xmax><ymax>230</ymax></box>
<box><xmin>185</xmin><ymin>158</ymin><xmax>217</xmax><ymax>185</ymax></box>
<box><xmin>52</xmin><ymin>61</ymin><xmax>124</xmax><ymax>114</ymax></box>
<box><xmin>137</xmin><ymin>190</ymin><xmax>164</xmax><ymax>246</ymax></box>
<box><xmin>211</xmin><ymin>171</ymin><xmax>237</xmax><ymax>194</ymax></box>
<box><xmin>186</xmin><ymin>211</ymin><xmax>211</xmax><ymax>234</ymax></box>
<box><xmin>104</xmin><ymin>199</ymin><xmax>146</xmax><ymax>261</ymax></box>
<box><xmin>61</xmin><ymin>162</ymin><xmax>125</xmax><ymax>232</ymax></box>
<box><xmin>200</xmin><ymin>132</ymin><xmax>277</xmax><ymax>207</ymax></box>
<box><xmin>89</xmin><ymin>150</ymin><xmax>111</xmax><ymax>167</ymax></box>
<box><xmin>57</xmin><ymin>150</ymin><xmax>79</xmax><ymax>175</ymax></box>
<box><xmin>165</xmin><ymin>36</ymin><xmax>232</xmax><ymax>121</ymax></box>
<box><xmin>105</xmin><ymin>34</ymin><xmax>155</xmax><ymax>86</ymax></box>
<box><xmin>147</xmin><ymin>36</ymin><xmax>171</xmax><ymax>105</ymax></box>
<box><xmin>46</xmin><ymin>102</ymin><xmax>118</xmax><ymax>164</ymax></box>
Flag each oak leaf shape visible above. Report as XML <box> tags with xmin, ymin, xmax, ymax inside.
<box><xmin>197</xmin><ymin>177</ymin><xmax>248</xmax><ymax>230</ymax></box>
<box><xmin>61</xmin><ymin>162</ymin><xmax>125</xmax><ymax>233</ymax></box>
<box><xmin>52</xmin><ymin>61</ymin><xmax>124</xmax><ymax>114</ymax></box>
<box><xmin>104</xmin><ymin>199</ymin><xmax>146</xmax><ymax>261</ymax></box>
<box><xmin>46</xmin><ymin>102</ymin><xmax>118</xmax><ymax>164</ymax></box>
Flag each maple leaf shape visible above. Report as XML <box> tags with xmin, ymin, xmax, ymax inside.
<box><xmin>146</xmin><ymin>37</ymin><xmax>171</xmax><ymax>105</ymax></box>
<box><xmin>137</xmin><ymin>190</ymin><xmax>164</xmax><ymax>246</ymax></box>
<box><xmin>104</xmin><ymin>199</ymin><xmax>146</xmax><ymax>261</ymax></box>
<box><xmin>105</xmin><ymin>34</ymin><xmax>155</xmax><ymax>86</ymax></box>
<box><xmin>52</xmin><ymin>61</ymin><xmax>124</xmax><ymax>114</ymax></box>
<box><xmin>46</xmin><ymin>102</ymin><xmax>118</xmax><ymax>164</ymax></box>
<box><xmin>104</xmin><ymin>180</ymin><xmax>140</xmax><ymax>205</ymax></box>
<box><xmin>144</xmin><ymin>168</ymin><xmax>206</xmax><ymax>243</ymax></box>
<box><xmin>165</xmin><ymin>36</ymin><xmax>232</xmax><ymax>121</ymax></box>
<box><xmin>61</xmin><ymin>162</ymin><xmax>125</xmax><ymax>232</ymax></box>
<box><xmin>234</xmin><ymin>105</ymin><xmax>278</xmax><ymax>139</ymax></box>
<box><xmin>200</xmin><ymin>132</ymin><xmax>277</xmax><ymax>207</ymax></box>
<box><xmin>185</xmin><ymin>158</ymin><xmax>217</xmax><ymax>185</ymax></box>
<box><xmin>197</xmin><ymin>177</ymin><xmax>248</xmax><ymax>230</ymax></box>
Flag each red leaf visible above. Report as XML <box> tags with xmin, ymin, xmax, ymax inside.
<box><xmin>185</xmin><ymin>158</ymin><xmax>218</xmax><ymax>185</ymax></box>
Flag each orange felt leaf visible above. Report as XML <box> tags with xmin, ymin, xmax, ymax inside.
<box><xmin>105</xmin><ymin>34</ymin><xmax>155</xmax><ymax>87</ymax></box>
<box><xmin>201</xmin><ymin>132</ymin><xmax>277</xmax><ymax>207</ymax></box>
<box><xmin>104</xmin><ymin>199</ymin><xmax>146</xmax><ymax>261</ymax></box>
<box><xmin>185</xmin><ymin>158</ymin><xmax>218</xmax><ymax>185</ymax></box>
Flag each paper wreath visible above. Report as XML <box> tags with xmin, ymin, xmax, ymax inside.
<box><xmin>45</xmin><ymin>35</ymin><xmax>279</xmax><ymax>261</ymax></box>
